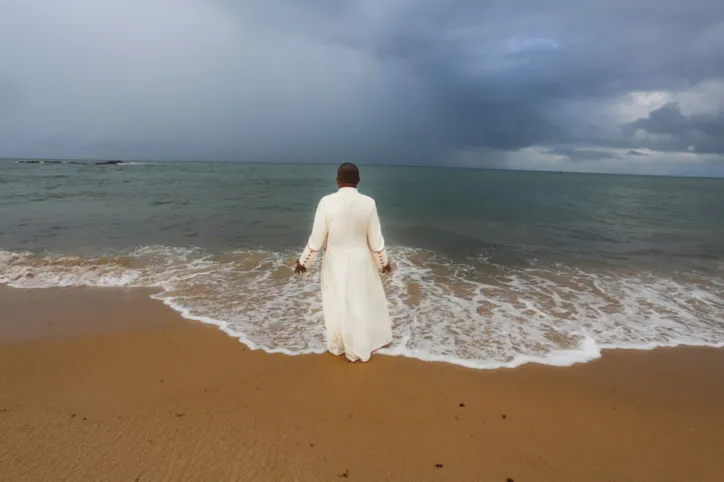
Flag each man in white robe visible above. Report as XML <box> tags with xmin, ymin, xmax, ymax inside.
<box><xmin>295</xmin><ymin>163</ymin><xmax>393</xmax><ymax>363</ymax></box>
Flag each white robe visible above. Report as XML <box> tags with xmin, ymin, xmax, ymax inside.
<box><xmin>298</xmin><ymin>187</ymin><xmax>393</xmax><ymax>362</ymax></box>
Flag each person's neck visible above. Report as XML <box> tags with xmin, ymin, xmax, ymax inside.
<box><xmin>339</xmin><ymin>184</ymin><xmax>357</xmax><ymax>189</ymax></box>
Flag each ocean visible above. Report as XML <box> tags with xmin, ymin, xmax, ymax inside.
<box><xmin>1</xmin><ymin>160</ymin><xmax>723</xmax><ymax>368</ymax></box>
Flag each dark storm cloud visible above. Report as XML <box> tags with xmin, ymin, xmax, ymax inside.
<box><xmin>623</xmin><ymin>102</ymin><xmax>724</xmax><ymax>154</ymax></box>
<box><xmin>365</xmin><ymin>0</ymin><xmax>724</xmax><ymax>153</ymax></box>
<box><xmin>547</xmin><ymin>147</ymin><xmax>620</xmax><ymax>162</ymax></box>
<box><xmin>1</xmin><ymin>0</ymin><xmax>724</xmax><ymax>174</ymax></box>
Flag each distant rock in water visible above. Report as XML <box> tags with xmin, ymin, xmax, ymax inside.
<box><xmin>95</xmin><ymin>160</ymin><xmax>124</xmax><ymax>165</ymax></box>
<box><xmin>18</xmin><ymin>160</ymin><xmax>66</xmax><ymax>164</ymax></box>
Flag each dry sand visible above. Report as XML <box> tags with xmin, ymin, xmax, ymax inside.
<box><xmin>1</xmin><ymin>286</ymin><xmax>723</xmax><ymax>481</ymax></box>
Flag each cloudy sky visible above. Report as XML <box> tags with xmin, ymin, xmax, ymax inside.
<box><xmin>2</xmin><ymin>0</ymin><xmax>724</xmax><ymax>176</ymax></box>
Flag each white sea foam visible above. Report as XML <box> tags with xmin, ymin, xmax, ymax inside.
<box><xmin>1</xmin><ymin>246</ymin><xmax>723</xmax><ymax>369</ymax></box>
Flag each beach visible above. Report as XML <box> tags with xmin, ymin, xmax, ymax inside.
<box><xmin>4</xmin><ymin>0</ymin><xmax>724</xmax><ymax>478</ymax></box>
<box><xmin>3</xmin><ymin>162</ymin><xmax>724</xmax><ymax>369</ymax></box>
<box><xmin>1</xmin><ymin>286</ymin><xmax>723</xmax><ymax>481</ymax></box>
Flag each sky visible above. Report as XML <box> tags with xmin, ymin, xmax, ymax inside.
<box><xmin>2</xmin><ymin>0</ymin><xmax>724</xmax><ymax>176</ymax></box>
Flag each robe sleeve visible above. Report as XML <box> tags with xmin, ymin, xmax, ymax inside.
<box><xmin>367</xmin><ymin>201</ymin><xmax>389</xmax><ymax>270</ymax></box>
<box><xmin>298</xmin><ymin>198</ymin><xmax>327</xmax><ymax>267</ymax></box>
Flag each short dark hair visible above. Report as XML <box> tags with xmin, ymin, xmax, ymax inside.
<box><xmin>337</xmin><ymin>162</ymin><xmax>360</xmax><ymax>185</ymax></box>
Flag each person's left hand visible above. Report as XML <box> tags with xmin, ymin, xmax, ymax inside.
<box><xmin>294</xmin><ymin>260</ymin><xmax>307</xmax><ymax>274</ymax></box>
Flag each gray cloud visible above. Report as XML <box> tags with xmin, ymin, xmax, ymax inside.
<box><xmin>547</xmin><ymin>147</ymin><xmax>620</xmax><ymax>162</ymax></box>
<box><xmin>623</xmin><ymin>102</ymin><xmax>724</xmax><ymax>154</ymax></box>
<box><xmin>1</xmin><ymin>0</ymin><xmax>724</xmax><ymax>175</ymax></box>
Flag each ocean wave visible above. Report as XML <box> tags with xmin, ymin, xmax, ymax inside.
<box><xmin>1</xmin><ymin>246</ymin><xmax>723</xmax><ymax>369</ymax></box>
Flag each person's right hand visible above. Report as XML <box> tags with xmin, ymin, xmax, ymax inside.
<box><xmin>294</xmin><ymin>260</ymin><xmax>307</xmax><ymax>274</ymax></box>
<box><xmin>381</xmin><ymin>263</ymin><xmax>392</xmax><ymax>275</ymax></box>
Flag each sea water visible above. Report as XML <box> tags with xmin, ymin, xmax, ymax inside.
<box><xmin>1</xmin><ymin>160</ymin><xmax>723</xmax><ymax>368</ymax></box>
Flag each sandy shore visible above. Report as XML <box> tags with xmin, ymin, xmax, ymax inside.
<box><xmin>1</xmin><ymin>287</ymin><xmax>723</xmax><ymax>481</ymax></box>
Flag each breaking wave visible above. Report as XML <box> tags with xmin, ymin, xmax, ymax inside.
<box><xmin>2</xmin><ymin>246</ymin><xmax>723</xmax><ymax>369</ymax></box>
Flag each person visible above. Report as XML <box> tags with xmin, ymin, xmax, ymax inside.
<box><xmin>294</xmin><ymin>162</ymin><xmax>393</xmax><ymax>363</ymax></box>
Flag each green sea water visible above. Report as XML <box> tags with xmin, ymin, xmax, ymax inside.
<box><xmin>1</xmin><ymin>160</ymin><xmax>722</xmax><ymax>368</ymax></box>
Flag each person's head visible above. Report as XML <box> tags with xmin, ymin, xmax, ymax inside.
<box><xmin>337</xmin><ymin>162</ymin><xmax>360</xmax><ymax>188</ymax></box>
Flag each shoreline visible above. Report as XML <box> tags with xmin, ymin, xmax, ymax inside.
<box><xmin>4</xmin><ymin>282</ymin><xmax>723</xmax><ymax>370</ymax></box>
<box><xmin>1</xmin><ymin>286</ymin><xmax>724</xmax><ymax>480</ymax></box>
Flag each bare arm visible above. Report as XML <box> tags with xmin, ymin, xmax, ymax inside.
<box><xmin>367</xmin><ymin>201</ymin><xmax>391</xmax><ymax>273</ymax></box>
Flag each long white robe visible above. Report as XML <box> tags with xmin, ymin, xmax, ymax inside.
<box><xmin>298</xmin><ymin>187</ymin><xmax>392</xmax><ymax>362</ymax></box>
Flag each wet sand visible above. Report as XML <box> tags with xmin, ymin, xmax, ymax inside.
<box><xmin>1</xmin><ymin>287</ymin><xmax>723</xmax><ymax>481</ymax></box>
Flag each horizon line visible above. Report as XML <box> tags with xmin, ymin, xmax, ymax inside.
<box><xmin>1</xmin><ymin>156</ymin><xmax>722</xmax><ymax>180</ymax></box>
